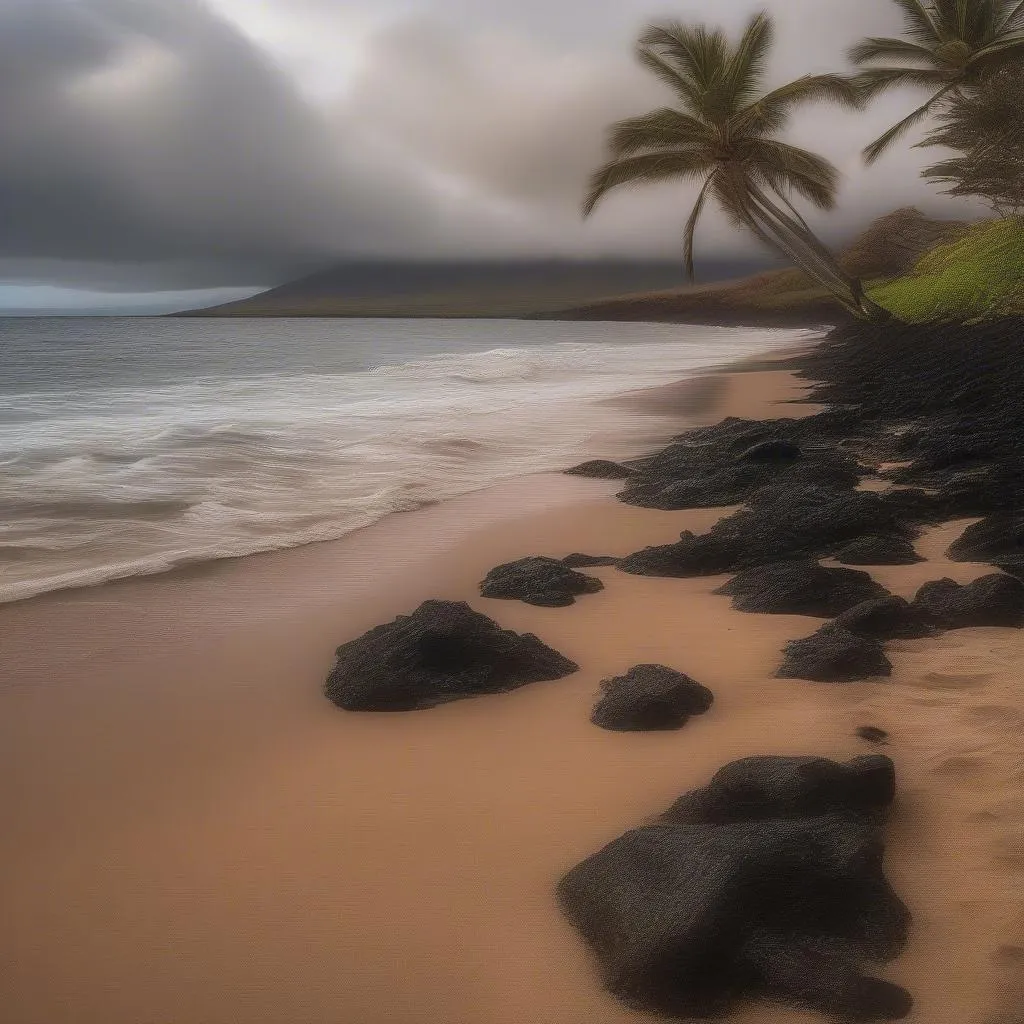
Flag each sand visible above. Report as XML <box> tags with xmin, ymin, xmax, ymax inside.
<box><xmin>1</xmin><ymin>359</ymin><xmax>1023</xmax><ymax>1024</ymax></box>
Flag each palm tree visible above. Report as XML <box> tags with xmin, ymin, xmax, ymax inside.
<box><xmin>849</xmin><ymin>0</ymin><xmax>1024</xmax><ymax>164</ymax></box>
<box><xmin>583</xmin><ymin>12</ymin><xmax>890</xmax><ymax>322</ymax></box>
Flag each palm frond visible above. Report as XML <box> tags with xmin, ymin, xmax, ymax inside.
<box><xmin>852</xmin><ymin>65</ymin><xmax>953</xmax><ymax>99</ymax></box>
<box><xmin>861</xmin><ymin>85</ymin><xmax>955</xmax><ymax>164</ymax></box>
<box><xmin>997</xmin><ymin>0</ymin><xmax>1024</xmax><ymax>33</ymax></box>
<box><xmin>889</xmin><ymin>0</ymin><xmax>943</xmax><ymax>43</ymax></box>
<box><xmin>932</xmin><ymin>0</ymin><xmax>1002</xmax><ymax>43</ymax></box>
<box><xmin>722</xmin><ymin>12</ymin><xmax>774</xmax><ymax>110</ymax></box>
<box><xmin>635</xmin><ymin>44</ymin><xmax>705</xmax><ymax>116</ymax></box>
<box><xmin>582</xmin><ymin>151</ymin><xmax>713</xmax><ymax>217</ymax></box>
<box><xmin>968</xmin><ymin>33</ymin><xmax>1024</xmax><ymax>70</ymax></box>
<box><xmin>607</xmin><ymin>108</ymin><xmax>716</xmax><ymax>157</ymax></box>
<box><xmin>847</xmin><ymin>36</ymin><xmax>943</xmax><ymax>65</ymax></box>
<box><xmin>683</xmin><ymin>176</ymin><xmax>716</xmax><ymax>281</ymax></box>
<box><xmin>732</xmin><ymin>73</ymin><xmax>864</xmax><ymax>135</ymax></box>
<box><xmin>640</xmin><ymin>21</ymin><xmax>729</xmax><ymax>93</ymax></box>
<box><xmin>748</xmin><ymin>140</ymin><xmax>840</xmax><ymax>209</ymax></box>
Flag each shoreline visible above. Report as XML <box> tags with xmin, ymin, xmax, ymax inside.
<box><xmin>3</xmin><ymin>332</ymin><xmax>1024</xmax><ymax>1022</ymax></box>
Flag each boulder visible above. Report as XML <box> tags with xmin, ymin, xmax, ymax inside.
<box><xmin>559</xmin><ymin>755</ymin><xmax>910</xmax><ymax>1021</ymax></box>
<box><xmin>565</xmin><ymin>459</ymin><xmax>633</xmax><ymax>479</ymax></box>
<box><xmin>480</xmin><ymin>556</ymin><xmax>603</xmax><ymax>607</ymax></box>
<box><xmin>591</xmin><ymin>664</ymin><xmax>713</xmax><ymax>732</ymax></box>
<box><xmin>947</xmin><ymin>513</ymin><xmax>1024</xmax><ymax>567</ymax></box>
<box><xmin>618</xmin><ymin>530</ymin><xmax>742</xmax><ymax>578</ymax></box>
<box><xmin>325</xmin><ymin>600</ymin><xmax>578</xmax><ymax>711</ymax></box>
<box><xmin>833</xmin><ymin>596</ymin><xmax>933</xmax><ymax>640</ymax></box>
<box><xmin>715</xmin><ymin>560</ymin><xmax>889</xmax><ymax>617</ymax></box>
<box><xmin>835</xmin><ymin>534</ymin><xmax>923</xmax><ymax>566</ymax></box>
<box><xmin>911</xmin><ymin>573</ymin><xmax>1024</xmax><ymax>629</ymax></box>
<box><xmin>663</xmin><ymin>753</ymin><xmax>897</xmax><ymax>826</ymax></box>
<box><xmin>562</xmin><ymin>553</ymin><xmax>620</xmax><ymax>568</ymax></box>
<box><xmin>777</xmin><ymin>626</ymin><xmax>893</xmax><ymax>682</ymax></box>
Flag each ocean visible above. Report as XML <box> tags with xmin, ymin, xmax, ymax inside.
<box><xmin>0</xmin><ymin>317</ymin><xmax>815</xmax><ymax>603</ymax></box>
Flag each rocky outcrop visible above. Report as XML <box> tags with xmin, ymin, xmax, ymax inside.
<box><xmin>715</xmin><ymin>560</ymin><xmax>889</xmax><ymax>617</ymax></box>
<box><xmin>480</xmin><ymin>556</ymin><xmax>603</xmax><ymax>607</ymax></box>
<box><xmin>911</xmin><ymin>574</ymin><xmax>1024</xmax><ymax>629</ymax></box>
<box><xmin>564</xmin><ymin>460</ymin><xmax>633</xmax><ymax>479</ymax></box>
<box><xmin>325</xmin><ymin>600</ymin><xmax>578</xmax><ymax>711</ymax></box>
<box><xmin>590</xmin><ymin>664</ymin><xmax>713</xmax><ymax>732</ymax></box>
<box><xmin>835</xmin><ymin>534</ymin><xmax>923</xmax><ymax>566</ymax></box>
<box><xmin>559</xmin><ymin>755</ymin><xmax>911</xmax><ymax>1021</ymax></box>
<box><xmin>619</xmin><ymin>486</ymin><xmax>913</xmax><ymax>578</ymax></box>
<box><xmin>777</xmin><ymin>625</ymin><xmax>893</xmax><ymax>682</ymax></box>
<box><xmin>947</xmin><ymin>513</ymin><xmax>1024</xmax><ymax>575</ymax></box>
<box><xmin>833</xmin><ymin>596</ymin><xmax>933</xmax><ymax>640</ymax></box>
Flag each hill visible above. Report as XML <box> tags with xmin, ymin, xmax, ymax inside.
<box><xmin>542</xmin><ymin>208</ymin><xmax>973</xmax><ymax>326</ymax></box>
<box><xmin>177</xmin><ymin>257</ymin><xmax>777</xmax><ymax>319</ymax></box>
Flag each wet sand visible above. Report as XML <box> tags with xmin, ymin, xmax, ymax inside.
<box><xmin>2</xmin><ymin>362</ymin><xmax>1024</xmax><ymax>1024</ymax></box>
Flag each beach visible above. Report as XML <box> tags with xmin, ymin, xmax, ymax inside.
<box><xmin>3</xmin><ymin>348</ymin><xmax>1024</xmax><ymax>1024</ymax></box>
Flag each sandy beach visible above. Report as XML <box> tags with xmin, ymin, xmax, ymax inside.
<box><xmin>2</xmin><ymin>353</ymin><xmax>1024</xmax><ymax>1024</ymax></box>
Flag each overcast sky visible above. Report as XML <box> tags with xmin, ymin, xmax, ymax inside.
<box><xmin>0</xmin><ymin>0</ymin><xmax>984</xmax><ymax>300</ymax></box>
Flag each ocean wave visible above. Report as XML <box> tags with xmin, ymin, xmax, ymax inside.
<box><xmin>0</xmin><ymin>323</ymin><xmax>814</xmax><ymax>603</ymax></box>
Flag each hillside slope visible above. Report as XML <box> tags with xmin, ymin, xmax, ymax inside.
<box><xmin>178</xmin><ymin>257</ymin><xmax>775</xmax><ymax>319</ymax></box>
<box><xmin>543</xmin><ymin>208</ymin><xmax>973</xmax><ymax>325</ymax></box>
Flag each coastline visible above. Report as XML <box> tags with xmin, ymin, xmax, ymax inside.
<box><xmin>2</xmin><ymin>341</ymin><xmax>1022</xmax><ymax>1023</ymax></box>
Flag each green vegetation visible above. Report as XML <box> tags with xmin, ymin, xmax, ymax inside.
<box><xmin>870</xmin><ymin>216</ymin><xmax>1024</xmax><ymax>320</ymax></box>
<box><xmin>582</xmin><ymin>13</ymin><xmax>890</xmax><ymax>321</ymax></box>
<box><xmin>919</xmin><ymin>61</ymin><xmax>1024</xmax><ymax>216</ymax></box>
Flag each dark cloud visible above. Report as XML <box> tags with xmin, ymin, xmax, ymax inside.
<box><xmin>0</xmin><ymin>0</ymin><xmax>987</xmax><ymax>291</ymax></box>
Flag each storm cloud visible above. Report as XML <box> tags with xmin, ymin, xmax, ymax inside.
<box><xmin>0</xmin><ymin>0</ymin><xmax>986</xmax><ymax>290</ymax></box>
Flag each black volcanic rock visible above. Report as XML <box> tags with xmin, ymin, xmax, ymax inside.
<box><xmin>947</xmin><ymin>513</ymin><xmax>1024</xmax><ymax>573</ymax></box>
<box><xmin>325</xmin><ymin>600</ymin><xmax>578</xmax><ymax>711</ymax></box>
<box><xmin>562</xmin><ymin>553</ymin><xmax>620</xmax><ymax>568</ymax></box>
<box><xmin>559</xmin><ymin>755</ymin><xmax>910</xmax><ymax>1021</ymax></box>
<box><xmin>480</xmin><ymin>556</ymin><xmax>603</xmax><ymax>607</ymax></box>
<box><xmin>663</xmin><ymin>754</ymin><xmax>897</xmax><ymax>825</ymax></box>
<box><xmin>835</xmin><ymin>534</ymin><xmax>923</xmax><ymax>566</ymax></box>
<box><xmin>619</xmin><ymin>487</ymin><xmax>912</xmax><ymax>579</ymax></box>
<box><xmin>834</xmin><ymin>596</ymin><xmax>933</xmax><ymax>640</ymax></box>
<box><xmin>715</xmin><ymin>560</ymin><xmax>889</xmax><ymax>617</ymax></box>
<box><xmin>911</xmin><ymin>574</ymin><xmax>1024</xmax><ymax>629</ymax></box>
<box><xmin>565</xmin><ymin>460</ymin><xmax>633</xmax><ymax>479</ymax></box>
<box><xmin>618</xmin><ymin>530</ymin><xmax>742</xmax><ymax>578</ymax></box>
<box><xmin>740</xmin><ymin>439</ymin><xmax>802</xmax><ymax>462</ymax></box>
<box><xmin>591</xmin><ymin>664</ymin><xmax>713</xmax><ymax>732</ymax></box>
<box><xmin>777</xmin><ymin>626</ymin><xmax>893</xmax><ymax>682</ymax></box>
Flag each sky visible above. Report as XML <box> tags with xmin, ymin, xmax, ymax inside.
<box><xmin>0</xmin><ymin>0</ymin><xmax>984</xmax><ymax>312</ymax></box>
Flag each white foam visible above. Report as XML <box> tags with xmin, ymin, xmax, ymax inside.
<box><xmin>0</xmin><ymin>324</ymin><xmax>816</xmax><ymax>602</ymax></box>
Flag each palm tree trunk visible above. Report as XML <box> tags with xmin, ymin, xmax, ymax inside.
<box><xmin>735</xmin><ymin>202</ymin><xmax>865</xmax><ymax>319</ymax></box>
<box><xmin>744</xmin><ymin>184</ymin><xmax>891</xmax><ymax>321</ymax></box>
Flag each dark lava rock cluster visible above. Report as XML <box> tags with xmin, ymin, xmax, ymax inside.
<box><xmin>619</xmin><ymin>486</ymin><xmax>917</xmax><ymax>578</ymax></box>
<box><xmin>480</xmin><ymin>556</ymin><xmax>603</xmax><ymax>607</ymax></box>
<box><xmin>715</xmin><ymin>560</ymin><xmax>889</xmax><ymax>617</ymax></box>
<box><xmin>591</xmin><ymin>664</ymin><xmax>713</xmax><ymax>732</ymax></box>
<box><xmin>325</xmin><ymin>600</ymin><xmax>578</xmax><ymax>711</ymax></box>
<box><xmin>558</xmin><ymin>754</ymin><xmax>911</xmax><ymax>1021</ymax></box>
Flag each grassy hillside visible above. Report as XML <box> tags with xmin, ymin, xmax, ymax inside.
<box><xmin>869</xmin><ymin>216</ymin><xmax>1024</xmax><ymax>322</ymax></box>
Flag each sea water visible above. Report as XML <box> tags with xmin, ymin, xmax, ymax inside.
<box><xmin>0</xmin><ymin>317</ymin><xmax>816</xmax><ymax>602</ymax></box>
